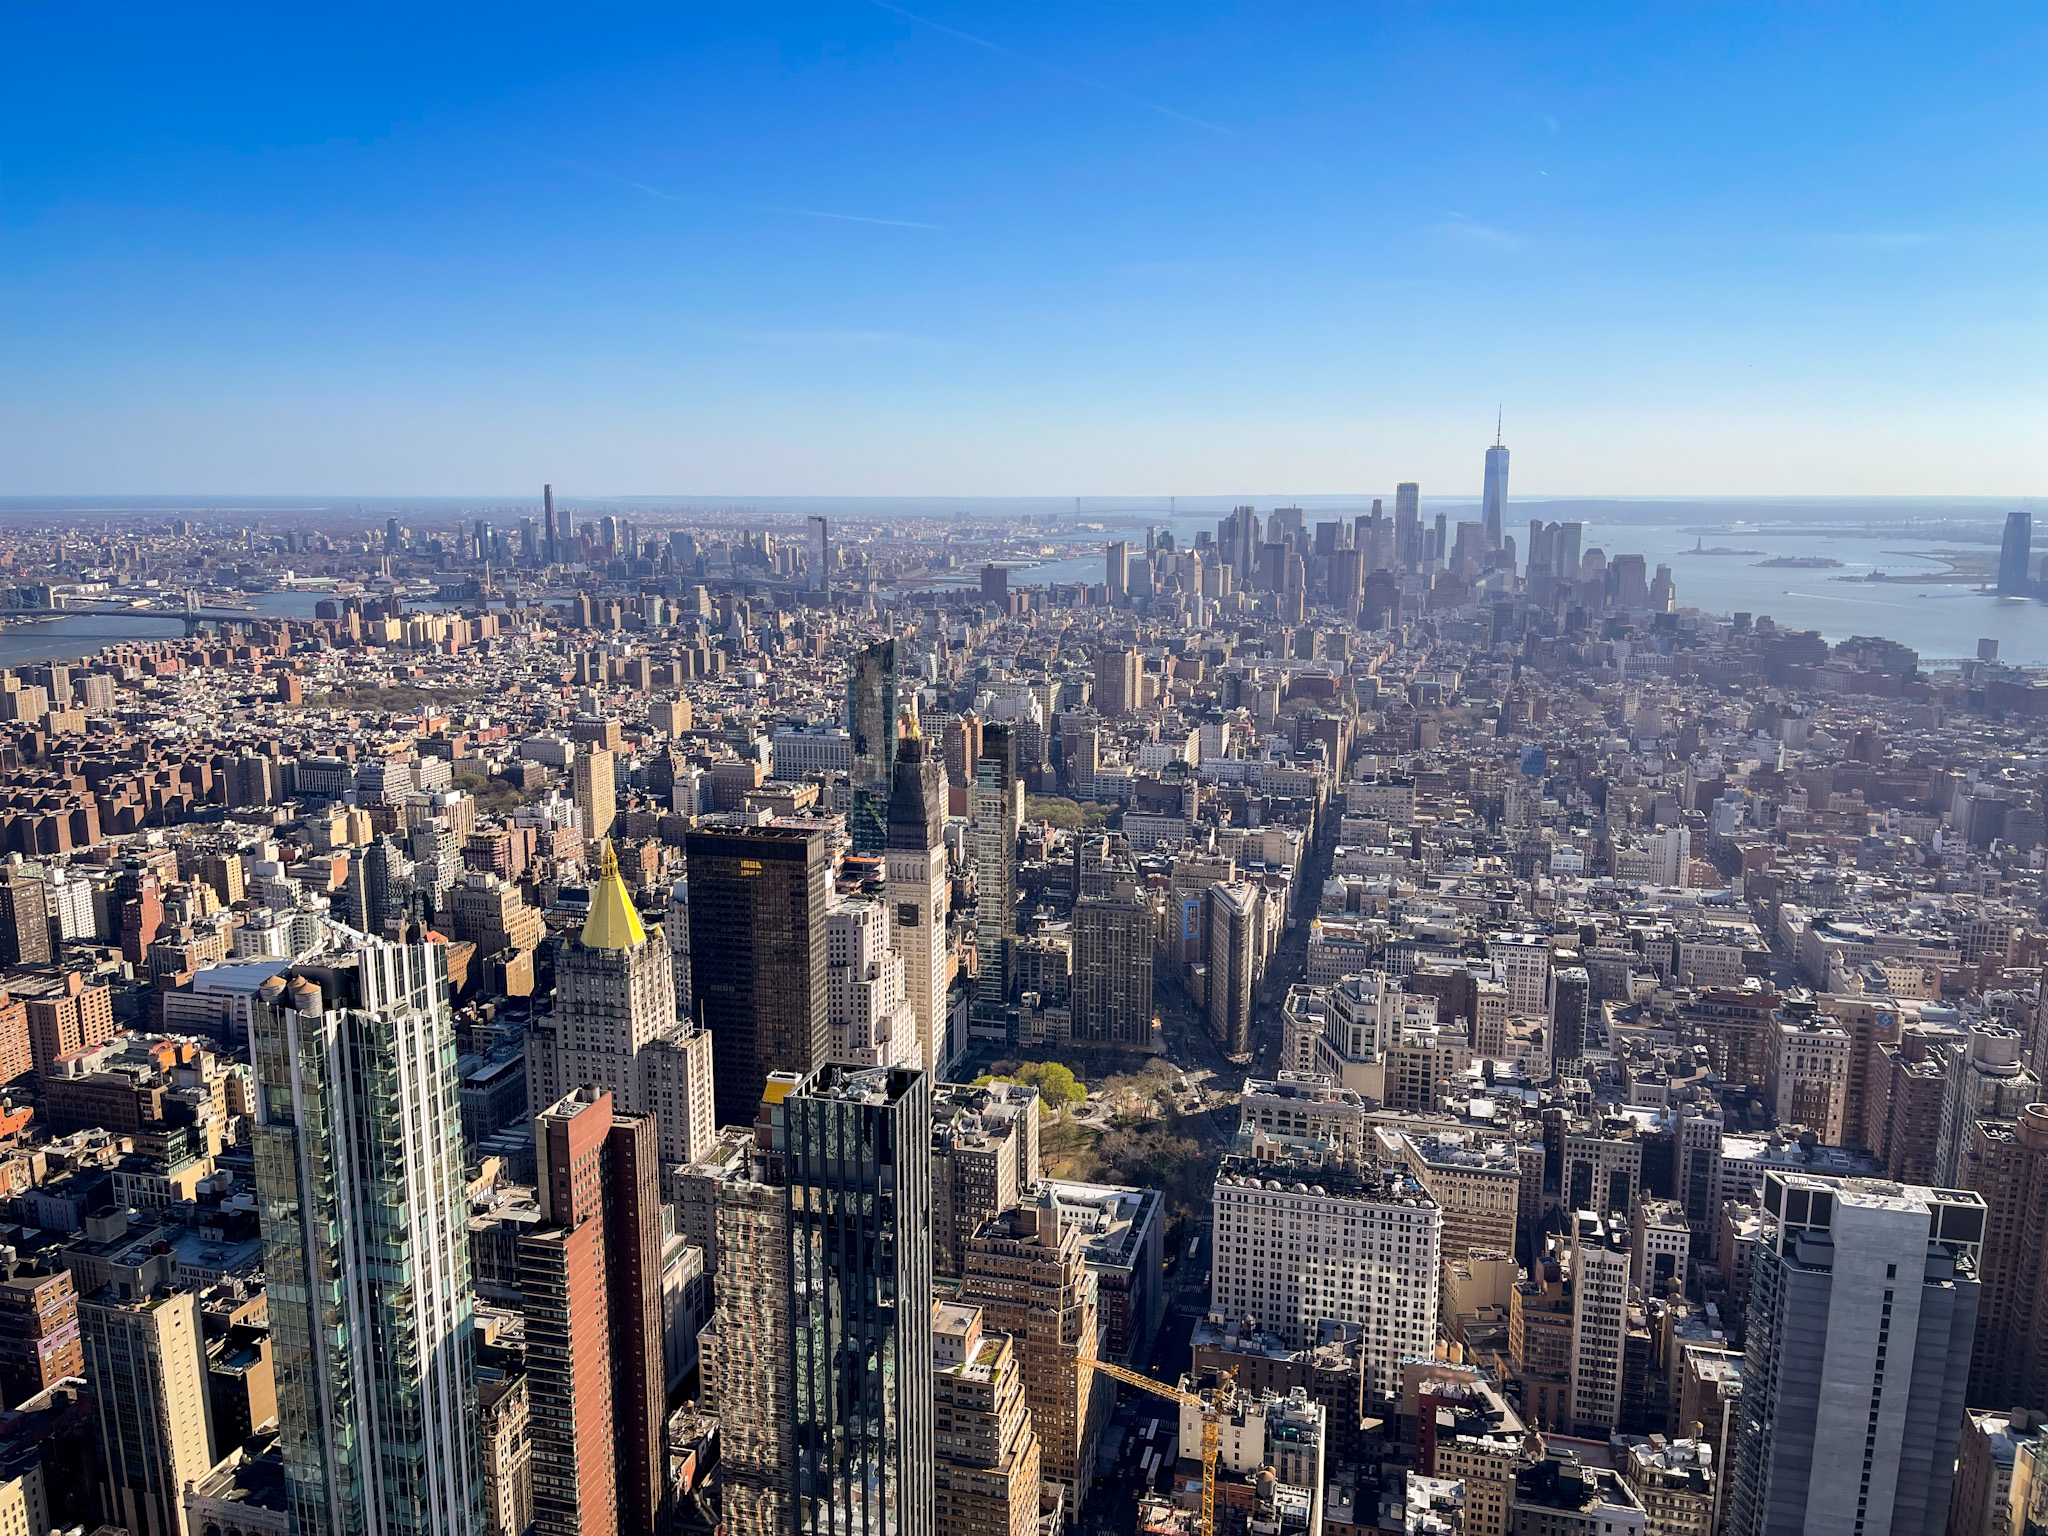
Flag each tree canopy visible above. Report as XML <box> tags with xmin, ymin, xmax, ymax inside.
<box><xmin>973</xmin><ymin>1060</ymin><xmax>1086</xmax><ymax>1109</ymax></box>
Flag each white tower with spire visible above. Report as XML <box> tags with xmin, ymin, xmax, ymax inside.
<box><xmin>1483</xmin><ymin>410</ymin><xmax>1510</xmax><ymax>555</ymax></box>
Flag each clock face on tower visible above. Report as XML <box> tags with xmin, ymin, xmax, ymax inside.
<box><xmin>898</xmin><ymin>904</ymin><xmax>920</xmax><ymax>928</ymax></box>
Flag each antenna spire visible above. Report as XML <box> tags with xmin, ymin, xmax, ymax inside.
<box><xmin>1495</xmin><ymin>407</ymin><xmax>1503</xmax><ymax>447</ymax></box>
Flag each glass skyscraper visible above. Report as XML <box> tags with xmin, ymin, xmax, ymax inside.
<box><xmin>782</xmin><ymin>1065</ymin><xmax>934</xmax><ymax>1536</ymax></box>
<box><xmin>250</xmin><ymin>926</ymin><xmax>483</xmax><ymax>1536</ymax></box>
<box><xmin>1483</xmin><ymin>434</ymin><xmax>1510</xmax><ymax>554</ymax></box>
<box><xmin>686</xmin><ymin>823</ymin><xmax>832</xmax><ymax>1129</ymax></box>
<box><xmin>847</xmin><ymin>638</ymin><xmax>899</xmax><ymax>852</ymax></box>
<box><xmin>1998</xmin><ymin>511</ymin><xmax>2033</xmax><ymax>595</ymax></box>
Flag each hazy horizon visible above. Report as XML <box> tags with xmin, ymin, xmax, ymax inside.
<box><xmin>1</xmin><ymin>493</ymin><xmax>2036</xmax><ymax>521</ymax></box>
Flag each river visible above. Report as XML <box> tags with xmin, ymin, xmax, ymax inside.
<box><xmin>0</xmin><ymin>591</ymin><xmax>328</xmax><ymax>670</ymax></box>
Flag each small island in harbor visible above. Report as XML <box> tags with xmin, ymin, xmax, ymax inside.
<box><xmin>1754</xmin><ymin>555</ymin><xmax>1845</xmax><ymax>569</ymax></box>
<box><xmin>1683</xmin><ymin>536</ymin><xmax>1764</xmax><ymax>556</ymax></box>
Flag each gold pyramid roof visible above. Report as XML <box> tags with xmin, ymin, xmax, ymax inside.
<box><xmin>580</xmin><ymin>840</ymin><xmax>648</xmax><ymax>950</ymax></box>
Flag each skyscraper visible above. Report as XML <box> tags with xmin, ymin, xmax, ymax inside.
<box><xmin>971</xmin><ymin>724</ymin><xmax>1020</xmax><ymax>1040</ymax></box>
<box><xmin>1483</xmin><ymin>420</ymin><xmax>1510</xmax><ymax>553</ymax></box>
<box><xmin>959</xmin><ymin>1199</ymin><xmax>1106</xmax><ymax>1514</ymax></box>
<box><xmin>0</xmin><ymin>869</ymin><xmax>51</xmax><ymax>969</ymax></box>
<box><xmin>1998</xmin><ymin>512</ymin><xmax>2033</xmax><ymax>595</ymax></box>
<box><xmin>1092</xmin><ymin>645</ymin><xmax>1140</xmax><ymax>717</ymax></box>
<box><xmin>932</xmin><ymin>1302</ymin><xmax>1042</xmax><ymax>1536</ymax></box>
<box><xmin>784</xmin><ymin>1065</ymin><xmax>935</xmax><ymax>1535</ymax></box>
<box><xmin>1727</xmin><ymin>1172</ymin><xmax>1983</xmax><ymax>1536</ymax></box>
<box><xmin>544</xmin><ymin>483</ymin><xmax>557</xmax><ymax>565</ymax></box>
<box><xmin>886</xmin><ymin>729</ymin><xmax>951</xmax><ymax>1074</ymax></box>
<box><xmin>1395</xmin><ymin>481</ymin><xmax>1421</xmax><ymax>571</ymax></box>
<box><xmin>363</xmin><ymin>834</ymin><xmax>414</xmax><ymax>933</ymax></box>
<box><xmin>686</xmin><ymin>824</ymin><xmax>831</xmax><ymax>1129</ymax></box>
<box><xmin>80</xmin><ymin>1287</ymin><xmax>215</xmax><ymax>1536</ymax></box>
<box><xmin>847</xmin><ymin>638</ymin><xmax>899</xmax><ymax>852</ymax></box>
<box><xmin>705</xmin><ymin>1095</ymin><xmax>797</xmax><ymax>1536</ymax></box>
<box><xmin>574</xmin><ymin>747</ymin><xmax>616</xmax><ymax>844</ymax></box>
<box><xmin>827</xmin><ymin>896</ymin><xmax>919</xmax><ymax>1067</ymax></box>
<box><xmin>1567</xmin><ymin>1212</ymin><xmax>1631</xmax><ymax>1437</ymax></box>
<box><xmin>527</xmin><ymin>843</ymin><xmax>715</xmax><ymax>1174</ymax></box>
<box><xmin>1210</xmin><ymin>1149</ymin><xmax>1442</xmax><ymax>1397</ymax></box>
<box><xmin>808</xmin><ymin>514</ymin><xmax>829</xmax><ymax>593</ymax></box>
<box><xmin>0</xmin><ymin>1269</ymin><xmax>82</xmax><ymax>1406</ymax></box>
<box><xmin>1203</xmin><ymin>881</ymin><xmax>1258</xmax><ymax>1057</ymax></box>
<box><xmin>519</xmin><ymin>1087</ymin><xmax>666</xmax><ymax>1536</ymax></box>
<box><xmin>1549</xmin><ymin>966</ymin><xmax>1591</xmax><ymax>1077</ymax></box>
<box><xmin>1933</xmin><ymin>1024</ymin><xmax>2035</xmax><ymax>1186</ymax></box>
<box><xmin>1956</xmin><ymin>1102</ymin><xmax>2048</xmax><ymax>1409</ymax></box>
<box><xmin>1105</xmin><ymin>541</ymin><xmax>1129</xmax><ymax>605</ymax></box>
<box><xmin>1217</xmin><ymin>504</ymin><xmax>1260</xmax><ymax>580</ymax></box>
<box><xmin>709</xmin><ymin>1067</ymin><xmax>935</xmax><ymax>1536</ymax></box>
<box><xmin>1071</xmin><ymin>880</ymin><xmax>1156</xmax><ymax>1048</ymax></box>
<box><xmin>250</xmin><ymin>929</ymin><xmax>483</xmax><ymax>1536</ymax></box>
<box><xmin>1556</xmin><ymin>521</ymin><xmax>1584</xmax><ymax>583</ymax></box>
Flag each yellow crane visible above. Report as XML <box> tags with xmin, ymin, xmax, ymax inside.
<box><xmin>1079</xmin><ymin>1354</ymin><xmax>1236</xmax><ymax>1536</ymax></box>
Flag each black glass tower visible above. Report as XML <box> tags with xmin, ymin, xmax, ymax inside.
<box><xmin>847</xmin><ymin>639</ymin><xmax>899</xmax><ymax>852</ymax></box>
<box><xmin>685</xmin><ymin>824</ymin><xmax>831</xmax><ymax>1129</ymax></box>
<box><xmin>772</xmin><ymin>1064</ymin><xmax>934</xmax><ymax>1536</ymax></box>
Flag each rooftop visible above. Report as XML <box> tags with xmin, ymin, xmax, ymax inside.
<box><xmin>798</xmin><ymin>1062</ymin><xmax>923</xmax><ymax>1107</ymax></box>
<box><xmin>1215</xmin><ymin>1152</ymin><xmax>1435</xmax><ymax>1209</ymax></box>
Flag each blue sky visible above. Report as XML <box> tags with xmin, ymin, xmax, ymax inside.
<box><xmin>3</xmin><ymin>3</ymin><xmax>2042</xmax><ymax>497</ymax></box>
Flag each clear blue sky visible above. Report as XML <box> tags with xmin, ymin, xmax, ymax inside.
<box><xmin>3</xmin><ymin>4</ymin><xmax>2042</xmax><ymax>497</ymax></box>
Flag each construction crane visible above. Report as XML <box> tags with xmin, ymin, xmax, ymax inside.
<box><xmin>1078</xmin><ymin>1354</ymin><xmax>1235</xmax><ymax>1536</ymax></box>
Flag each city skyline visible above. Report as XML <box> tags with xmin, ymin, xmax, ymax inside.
<box><xmin>0</xmin><ymin>454</ymin><xmax>2036</xmax><ymax>1536</ymax></box>
<box><xmin>1</xmin><ymin>10</ymin><xmax>2047</xmax><ymax>1536</ymax></box>
<box><xmin>4</xmin><ymin>6</ymin><xmax>2043</xmax><ymax>496</ymax></box>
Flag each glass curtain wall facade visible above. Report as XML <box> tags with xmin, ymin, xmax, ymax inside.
<box><xmin>848</xmin><ymin>639</ymin><xmax>899</xmax><ymax>853</ymax></box>
<box><xmin>251</xmin><ymin>929</ymin><xmax>483</xmax><ymax>1536</ymax></box>
<box><xmin>783</xmin><ymin>1065</ymin><xmax>935</xmax><ymax>1536</ymax></box>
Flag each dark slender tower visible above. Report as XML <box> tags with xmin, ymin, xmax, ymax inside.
<box><xmin>543</xmin><ymin>483</ymin><xmax>558</xmax><ymax>566</ymax></box>
<box><xmin>782</xmin><ymin>1065</ymin><xmax>934</xmax><ymax>1536</ymax></box>
<box><xmin>847</xmin><ymin>639</ymin><xmax>899</xmax><ymax>853</ymax></box>
<box><xmin>809</xmin><ymin>514</ymin><xmax>830</xmax><ymax>595</ymax></box>
<box><xmin>1997</xmin><ymin>512</ymin><xmax>2033</xmax><ymax>595</ymax></box>
<box><xmin>686</xmin><ymin>825</ymin><xmax>831</xmax><ymax>1129</ymax></box>
<box><xmin>0</xmin><ymin>870</ymin><xmax>51</xmax><ymax>969</ymax></box>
